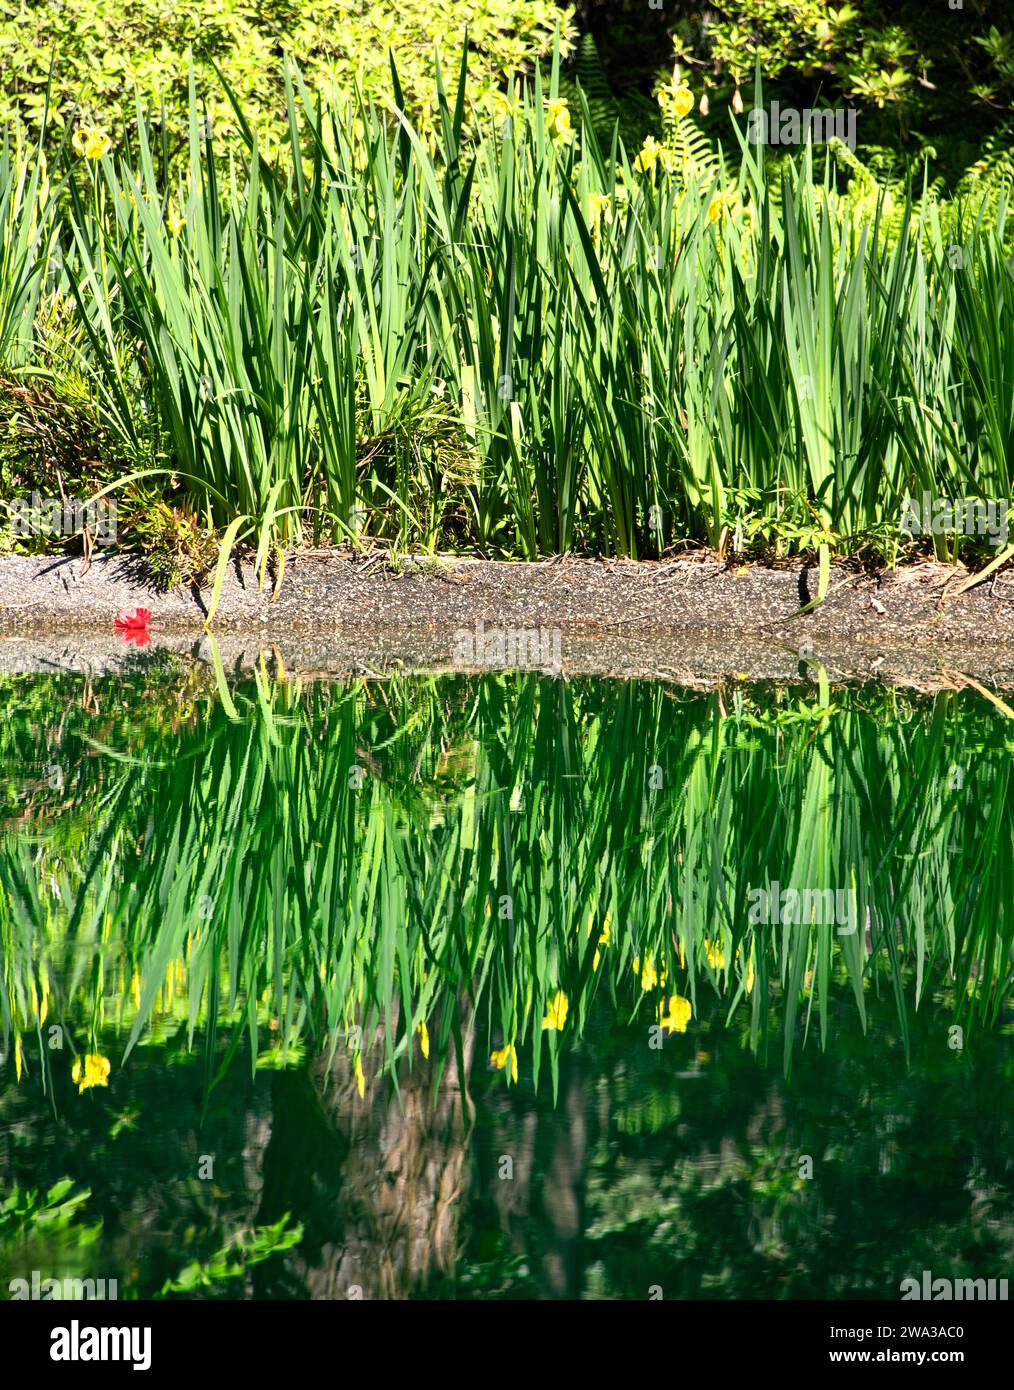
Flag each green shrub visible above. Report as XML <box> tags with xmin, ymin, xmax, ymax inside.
<box><xmin>0</xmin><ymin>0</ymin><xmax>575</xmax><ymax>160</ymax></box>
<box><xmin>574</xmin><ymin>2</ymin><xmax>1012</xmax><ymax>182</ymax></box>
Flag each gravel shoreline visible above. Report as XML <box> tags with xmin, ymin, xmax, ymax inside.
<box><xmin>2</xmin><ymin>551</ymin><xmax>1014</xmax><ymax>687</ymax></box>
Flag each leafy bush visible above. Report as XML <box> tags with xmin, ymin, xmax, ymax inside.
<box><xmin>0</xmin><ymin>0</ymin><xmax>575</xmax><ymax>159</ymax></box>
<box><xmin>574</xmin><ymin>2</ymin><xmax>1012</xmax><ymax>176</ymax></box>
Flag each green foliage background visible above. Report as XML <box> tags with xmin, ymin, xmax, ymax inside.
<box><xmin>575</xmin><ymin>1</ymin><xmax>1013</xmax><ymax>181</ymax></box>
<box><xmin>0</xmin><ymin>0</ymin><xmax>575</xmax><ymax>157</ymax></box>
<box><xmin>2</xmin><ymin>1</ymin><xmax>1011</xmax><ymax>177</ymax></box>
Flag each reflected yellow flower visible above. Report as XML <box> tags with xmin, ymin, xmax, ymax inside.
<box><xmin>657</xmin><ymin>994</ymin><xmax>692</xmax><ymax>1034</ymax></box>
<box><xmin>72</xmin><ymin>1053</ymin><xmax>110</xmax><ymax>1093</ymax></box>
<box><xmin>704</xmin><ymin>938</ymin><xmax>726</xmax><ymax>970</ymax></box>
<box><xmin>72</xmin><ymin>126</ymin><xmax>111</xmax><ymax>161</ymax></box>
<box><xmin>354</xmin><ymin>1054</ymin><xmax>365</xmax><ymax>1098</ymax></box>
<box><xmin>633</xmin><ymin>955</ymin><xmax>667</xmax><ymax>991</ymax></box>
<box><xmin>541</xmin><ymin>990</ymin><xmax>569</xmax><ymax>1031</ymax></box>
<box><xmin>590</xmin><ymin>912</ymin><xmax>611</xmax><ymax>970</ymax></box>
<box><xmin>490</xmin><ymin>1043</ymin><xmax>518</xmax><ymax>1083</ymax></box>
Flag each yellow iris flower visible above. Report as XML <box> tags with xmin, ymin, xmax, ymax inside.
<box><xmin>587</xmin><ymin>191</ymin><xmax>611</xmax><ymax>238</ymax></box>
<box><xmin>545</xmin><ymin>99</ymin><xmax>575</xmax><ymax>146</ymax></box>
<box><xmin>707</xmin><ymin>191</ymin><xmax>736</xmax><ymax>224</ymax></box>
<box><xmin>493</xmin><ymin>90</ymin><xmax>520</xmax><ymax>123</ymax></box>
<box><xmin>658</xmin><ymin>76</ymin><xmax>695</xmax><ymax>119</ymax></box>
<box><xmin>634</xmin><ymin>135</ymin><xmax>663</xmax><ymax>174</ymax></box>
<box><xmin>72</xmin><ymin>126</ymin><xmax>111</xmax><ymax>161</ymax></box>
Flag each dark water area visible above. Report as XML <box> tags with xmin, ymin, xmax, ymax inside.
<box><xmin>1</xmin><ymin>660</ymin><xmax>1011</xmax><ymax>1299</ymax></box>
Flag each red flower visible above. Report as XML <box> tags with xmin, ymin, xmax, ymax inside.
<box><xmin>114</xmin><ymin>607</ymin><xmax>153</xmax><ymax>632</ymax></box>
<box><xmin>114</xmin><ymin>608</ymin><xmax>161</xmax><ymax>647</ymax></box>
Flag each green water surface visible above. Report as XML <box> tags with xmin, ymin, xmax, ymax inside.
<box><xmin>1</xmin><ymin>659</ymin><xmax>1011</xmax><ymax>1299</ymax></box>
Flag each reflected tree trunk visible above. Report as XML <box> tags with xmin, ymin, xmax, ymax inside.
<box><xmin>254</xmin><ymin>1005</ymin><xmax>475</xmax><ymax>1299</ymax></box>
<box><xmin>534</xmin><ymin>1054</ymin><xmax>588</xmax><ymax>1297</ymax></box>
<box><xmin>486</xmin><ymin>1049</ymin><xmax>591</xmax><ymax>1298</ymax></box>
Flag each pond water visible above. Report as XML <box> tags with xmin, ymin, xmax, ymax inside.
<box><xmin>1</xmin><ymin>659</ymin><xmax>1012</xmax><ymax>1299</ymax></box>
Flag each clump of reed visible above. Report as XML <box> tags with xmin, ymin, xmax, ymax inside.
<box><xmin>0</xmin><ymin>48</ymin><xmax>1010</xmax><ymax>572</ymax></box>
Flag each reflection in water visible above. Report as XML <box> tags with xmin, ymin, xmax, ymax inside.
<box><xmin>0</xmin><ymin>661</ymin><xmax>1012</xmax><ymax>1297</ymax></box>
<box><xmin>253</xmin><ymin>1019</ymin><xmax>474</xmax><ymax>1299</ymax></box>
